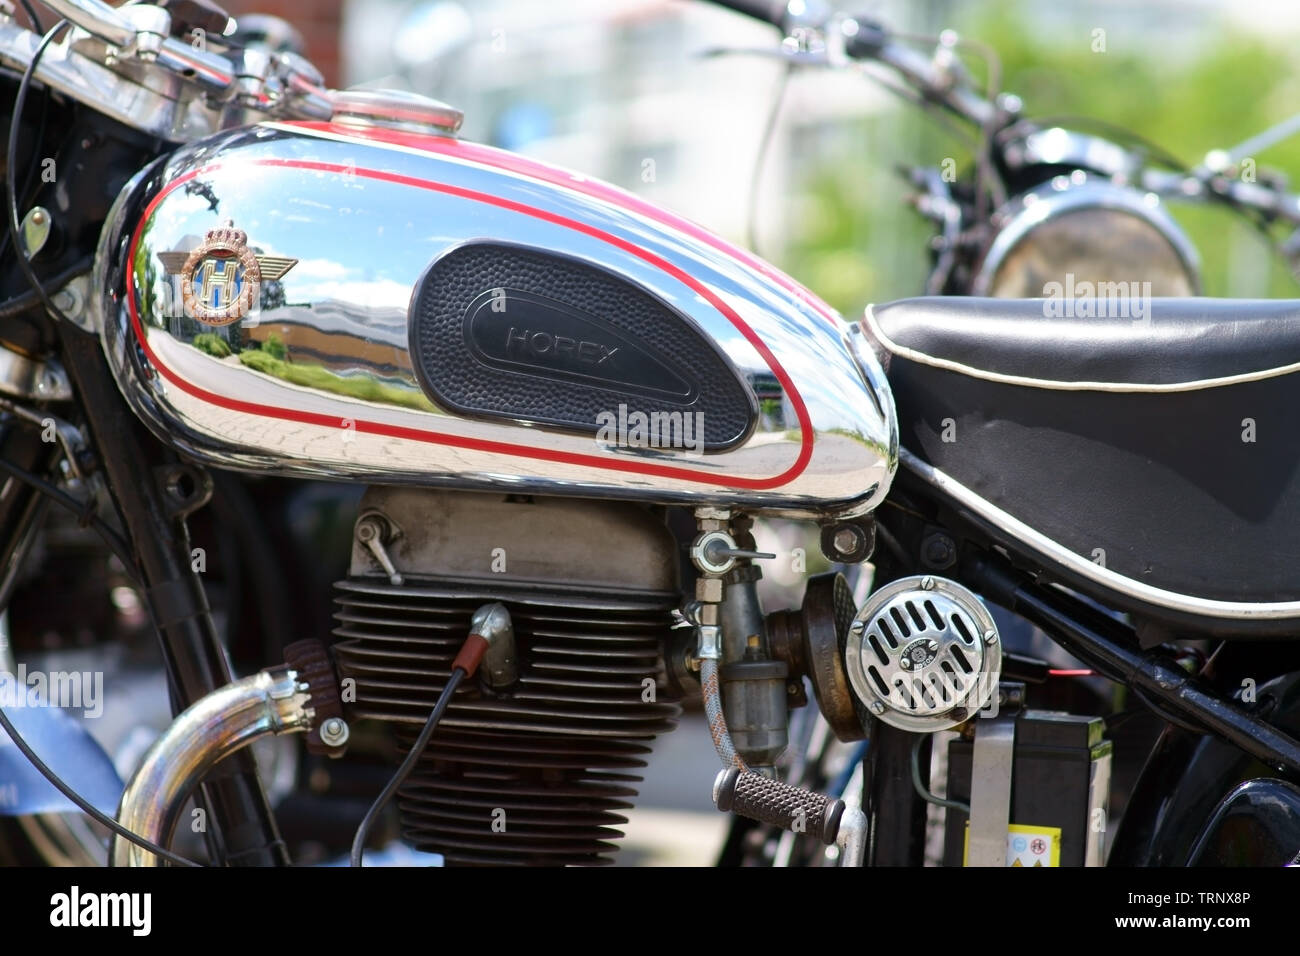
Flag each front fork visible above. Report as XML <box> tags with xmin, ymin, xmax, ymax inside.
<box><xmin>58</xmin><ymin>324</ymin><xmax>286</xmax><ymax>866</ymax></box>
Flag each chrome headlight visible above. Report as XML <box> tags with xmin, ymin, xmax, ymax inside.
<box><xmin>972</xmin><ymin>177</ymin><xmax>1201</xmax><ymax>298</ymax></box>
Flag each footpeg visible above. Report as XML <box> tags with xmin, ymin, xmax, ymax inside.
<box><xmin>713</xmin><ymin>767</ymin><xmax>847</xmax><ymax>847</ymax></box>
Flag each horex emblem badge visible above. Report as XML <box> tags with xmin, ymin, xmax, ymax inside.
<box><xmin>158</xmin><ymin>220</ymin><xmax>297</xmax><ymax>326</ymax></box>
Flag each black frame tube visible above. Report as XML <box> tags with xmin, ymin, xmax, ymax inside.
<box><xmin>965</xmin><ymin>553</ymin><xmax>1300</xmax><ymax>779</ymax></box>
<box><xmin>58</xmin><ymin>326</ymin><xmax>286</xmax><ymax>866</ymax></box>
<box><xmin>864</xmin><ymin>724</ymin><xmax>931</xmax><ymax>865</ymax></box>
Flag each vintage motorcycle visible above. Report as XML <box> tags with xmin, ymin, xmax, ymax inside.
<box><xmin>0</xmin><ymin>0</ymin><xmax>1298</xmax><ymax>870</ymax></box>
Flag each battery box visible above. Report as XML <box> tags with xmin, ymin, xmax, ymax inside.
<box><xmin>942</xmin><ymin>710</ymin><xmax>1112</xmax><ymax>866</ymax></box>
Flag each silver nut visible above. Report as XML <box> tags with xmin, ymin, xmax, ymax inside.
<box><xmin>832</xmin><ymin>527</ymin><xmax>859</xmax><ymax>555</ymax></box>
<box><xmin>319</xmin><ymin>717</ymin><xmax>349</xmax><ymax>748</ymax></box>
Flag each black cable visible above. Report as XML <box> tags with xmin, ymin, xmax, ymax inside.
<box><xmin>6</xmin><ymin>21</ymin><xmax>76</xmax><ymax>329</ymax></box>
<box><xmin>0</xmin><ymin>706</ymin><xmax>200</xmax><ymax>866</ymax></box>
<box><xmin>1</xmin><ymin>27</ymin><xmax>208</xmax><ymax>862</ymax></box>
<box><xmin>910</xmin><ymin>734</ymin><xmax>970</xmax><ymax>814</ymax></box>
<box><xmin>855</xmin><ymin>62</ymin><xmax>980</xmax><ymax>152</ymax></box>
<box><xmin>0</xmin><ymin>456</ymin><xmax>216</xmax><ymax>865</ymax></box>
<box><xmin>350</xmin><ymin>668</ymin><xmax>465</xmax><ymax>866</ymax></box>
<box><xmin>0</xmin><ymin>457</ymin><xmax>140</xmax><ymax>586</ymax></box>
<box><xmin>18</xmin><ymin>0</ymin><xmax>43</xmax><ymax>35</ymax></box>
<box><xmin>0</xmin><ymin>63</ymin><xmax>51</xmax><ymax>268</ymax></box>
<box><xmin>872</xmin><ymin>28</ymin><xmax>1009</xmax><ymax>216</ymax></box>
<box><xmin>0</xmin><ymin>257</ymin><xmax>92</xmax><ymax>320</ymax></box>
<box><xmin>0</xmin><ymin>458</ymin><xmax>199</xmax><ymax>865</ymax></box>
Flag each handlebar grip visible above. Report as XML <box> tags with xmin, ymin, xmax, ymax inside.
<box><xmin>714</xmin><ymin>768</ymin><xmax>845</xmax><ymax>845</ymax></box>
<box><xmin>705</xmin><ymin>0</ymin><xmax>789</xmax><ymax>28</ymax></box>
<box><xmin>843</xmin><ymin>18</ymin><xmax>888</xmax><ymax>59</ymax></box>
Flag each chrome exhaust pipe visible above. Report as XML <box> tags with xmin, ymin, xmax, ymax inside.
<box><xmin>111</xmin><ymin>667</ymin><xmax>315</xmax><ymax>867</ymax></box>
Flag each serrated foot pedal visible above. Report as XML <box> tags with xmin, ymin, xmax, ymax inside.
<box><xmin>713</xmin><ymin>767</ymin><xmax>846</xmax><ymax>846</ymax></box>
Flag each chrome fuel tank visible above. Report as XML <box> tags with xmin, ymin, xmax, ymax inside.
<box><xmin>95</xmin><ymin>121</ymin><xmax>895</xmax><ymax>517</ymax></box>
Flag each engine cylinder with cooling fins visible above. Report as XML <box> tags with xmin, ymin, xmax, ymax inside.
<box><xmin>331</xmin><ymin>488</ymin><xmax>681</xmax><ymax>866</ymax></box>
<box><xmin>844</xmin><ymin>575</ymin><xmax>1001</xmax><ymax>732</ymax></box>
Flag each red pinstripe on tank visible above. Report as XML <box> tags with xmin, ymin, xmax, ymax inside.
<box><xmin>127</xmin><ymin>157</ymin><xmax>815</xmax><ymax>490</ymax></box>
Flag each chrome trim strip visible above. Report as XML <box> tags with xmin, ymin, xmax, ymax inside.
<box><xmin>901</xmin><ymin>447</ymin><xmax>1300</xmax><ymax>621</ymax></box>
<box><xmin>865</xmin><ymin>303</ymin><xmax>1300</xmax><ymax>393</ymax></box>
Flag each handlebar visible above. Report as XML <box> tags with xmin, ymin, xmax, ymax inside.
<box><xmin>701</xmin><ymin>1</ymin><xmax>999</xmax><ymax>129</ymax></box>
<box><xmin>41</xmin><ymin>0</ymin><xmax>235</xmax><ymax>90</ymax></box>
<box><xmin>0</xmin><ymin>0</ymin><xmax>333</xmax><ymax>141</ymax></box>
<box><xmin>40</xmin><ymin>0</ymin><xmax>132</xmax><ymax>47</ymax></box>
<box><xmin>846</xmin><ymin>21</ymin><xmax>997</xmax><ymax>127</ymax></box>
<box><xmin>1142</xmin><ymin>167</ymin><xmax>1300</xmax><ymax>227</ymax></box>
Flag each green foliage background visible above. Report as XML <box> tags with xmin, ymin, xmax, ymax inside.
<box><xmin>782</xmin><ymin>1</ymin><xmax>1300</xmax><ymax>315</ymax></box>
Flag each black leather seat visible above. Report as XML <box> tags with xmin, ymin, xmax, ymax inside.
<box><xmin>864</xmin><ymin>297</ymin><xmax>1300</xmax><ymax>634</ymax></box>
<box><xmin>869</xmin><ymin>296</ymin><xmax>1300</xmax><ymax>388</ymax></box>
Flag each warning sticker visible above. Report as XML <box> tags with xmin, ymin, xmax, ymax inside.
<box><xmin>963</xmin><ymin>823</ymin><xmax>1062</xmax><ymax>867</ymax></box>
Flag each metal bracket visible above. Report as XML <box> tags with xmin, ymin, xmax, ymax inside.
<box><xmin>967</xmin><ymin>715</ymin><xmax>1016</xmax><ymax>867</ymax></box>
<box><xmin>819</xmin><ymin>516</ymin><xmax>875</xmax><ymax>563</ymax></box>
<box><xmin>154</xmin><ymin>462</ymin><xmax>213</xmax><ymax>519</ymax></box>
<box><xmin>19</xmin><ymin>206</ymin><xmax>51</xmax><ymax>258</ymax></box>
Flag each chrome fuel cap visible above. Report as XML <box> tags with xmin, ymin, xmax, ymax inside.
<box><xmin>329</xmin><ymin>89</ymin><xmax>463</xmax><ymax>137</ymax></box>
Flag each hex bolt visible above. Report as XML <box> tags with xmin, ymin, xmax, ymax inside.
<box><xmin>833</xmin><ymin>527</ymin><xmax>859</xmax><ymax>556</ymax></box>
<box><xmin>921</xmin><ymin>533</ymin><xmax>956</xmax><ymax>569</ymax></box>
<box><xmin>319</xmin><ymin>717</ymin><xmax>349</xmax><ymax>748</ymax></box>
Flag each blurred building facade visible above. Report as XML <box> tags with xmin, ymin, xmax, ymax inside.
<box><xmin>214</xmin><ymin>0</ymin><xmax>1300</xmax><ymax>304</ymax></box>
<box><xmin>337</xmin><ymin>0</ymin><xmax>890</xmax><ymax>258</ymax></box>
